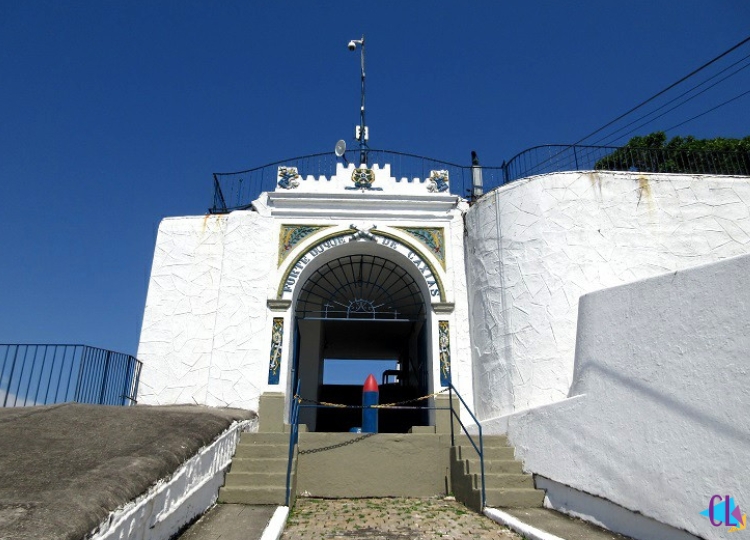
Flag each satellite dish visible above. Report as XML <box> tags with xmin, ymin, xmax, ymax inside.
<box><xmin>334</xmin><ymin>140</ymin><xmax>347</xmax><ymax>157</ymax></box>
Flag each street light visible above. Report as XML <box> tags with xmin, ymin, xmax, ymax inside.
<box><xmin>348</xmin><ymin>35</ymin><xmax>368</xmax><ymax>166</ymax></box>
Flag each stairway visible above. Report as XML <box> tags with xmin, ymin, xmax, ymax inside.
<box><xmin>450</xmin><ymin>434</ymin><xmax>545</xmax><ymax>512</ymax></box>
<box><xmin>218</xmin><ymin>432</ymin><xmax>296</xmax><ymax>506</ymax></box>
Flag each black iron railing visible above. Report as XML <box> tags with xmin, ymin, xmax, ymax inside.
<box><xmin>0</xmin><ymin>344</ymin><xmax>142</xmax><ymax>407</ymax></box>
<box><xmin>210</xmin><ymin>145</ymin><xmax>750</xmax><ymax>213</ymax></box>
<box><xmin>448</xmin><ymin>382</ymin><xmax>486</xmax><ymax>509</ymax></box>
<box><xmin>285</xmin><ymin>379</ymin><xmax>301</xmax><ymax>506</ymax></box>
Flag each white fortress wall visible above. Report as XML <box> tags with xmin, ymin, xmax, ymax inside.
<box><xmin>137</xmin><ymin>211</ymin><xmax>275</xmax><ymax>410</ymax></box>
<box><xmin>447</xmin><ymin>207</ymin><xmax>474</xmax><ymax>410</ymax></box>
<box><xmin>205</xmin><ymin>210</ymin><xmax>275</xmax><ymax>409</ymax></box>
<box><xmin>504</xmin><ymin>253</ymin><xmax>750</xmax><ymax>540</ymax></box>
<box><xmin>466</xmin><ymin>170</ymin><xmax>750</xmax><ymax>418</ymax></box>
<box><xmin>137</xmin><ymin>215</ymin><xmax>227</xmax><ymax>406</ymax></box>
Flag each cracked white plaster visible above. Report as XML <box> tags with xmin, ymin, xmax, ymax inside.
<box><xmin>466</xmin><ymin>170</ymin><xmax>750</xmax><ymax>418</ymax></box>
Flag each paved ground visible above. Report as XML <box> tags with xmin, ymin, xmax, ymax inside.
<box><xmin>176</xmin><ymin>504</ymin><xmax>276</xmax><ymax>540</ymax></box>
<box><xmin>503</xmin><ymin>508</ymin><xmax>632</xmax><ymax>540</ymax></box>
<box><xmin>0</xmin><ymin>403</ymin><xmax>254</xmax><ymax>540</ymax></box>
<box><xmin>282</xmin><ymin>497</ymin><xmax>523</xmax><ymax>539</ymax></box>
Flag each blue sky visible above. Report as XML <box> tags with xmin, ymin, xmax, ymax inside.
<box><xmin>1</xmin><ymin>2</ymin><xmax>749</xmax><ymax>357</ymax></box>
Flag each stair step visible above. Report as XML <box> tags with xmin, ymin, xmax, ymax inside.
<box><xmin>234</xmin><ymin>443</ymin><xmax>288</xmax><ymax>459</ymax></box>
<box><xmin>481</xmin><ymin>473</ymin><xmax>535</xmax><ymax>489</ymax></box>
<box><xmin>218</xmin><ymin>485</ymin><xmax>287</xmax><ymax>505</ymax></box>
<box><xmin>223</xmin><ymin>471</ymin><xmax>287</xmax><ymax>488</ymax></box>
<box><xmin>465</xmin><ymin>458</ymin><xmax>524</xmax><ymax>474</ymax></box>
<box><xmin>458</xmin><ymin>445</ymin><xmax>515</xmax><ymax>461</ymax></box>
<box><xmin>454</xmin><ymin>435</ymin><xmax>509</xmax><ymax>448</ymax></box>
<box><xmin>229</xmin><ymin>457</ymin><xmax>289</xmax><ymax>473</ymax></box>
<box><xmin>485</xmin><ymin>488</ymin><xmax>545</xmax><ymax>508</ymax></box>
<box><xmin>238</xmin><ymin>432</ymin><xmax>292</xmax><ymax>445</ymax></box>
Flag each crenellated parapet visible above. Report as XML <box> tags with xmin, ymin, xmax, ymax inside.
<box><xmin>274</xmin><ymin>162</ymin><xmax>454</xmax><ymax>196</ymax></box>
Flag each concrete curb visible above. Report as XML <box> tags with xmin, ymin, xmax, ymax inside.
<box><xmin>260</xmin><ymin>506</ymin><xmax>289</xmax><ymax>540</ymax></box>
<box><xmin>484</xmin><ymin>508</ymin><xmax>566</xmax><ymax>540</ymax></box>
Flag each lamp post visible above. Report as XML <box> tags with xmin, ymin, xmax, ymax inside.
<box><xmin>348</xmin><ymin>35</ymin><xmax>368</xmax><ymax>166</ymax></box>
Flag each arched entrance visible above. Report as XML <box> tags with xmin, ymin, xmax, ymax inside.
<box><xmin>292</xmin><ymin>252</ymin><xmax>432</xmax><ymax>432</ymax></box>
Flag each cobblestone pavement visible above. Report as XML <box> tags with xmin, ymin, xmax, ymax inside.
<box><xmin>282</xmin><ymin>497</ymin><xmax>523</xmax><ymax>539</ymax></box>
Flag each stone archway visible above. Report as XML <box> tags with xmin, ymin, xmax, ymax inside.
<box><xmin>289</xmin><ymin>245</ymin><xmax>435</xmax><ymax>432</ymax></box>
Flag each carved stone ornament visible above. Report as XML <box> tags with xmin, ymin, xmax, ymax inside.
<box><xmin>349</xmin><ymin>224</ymin><xmax>378</xmax><ymax>242</ymax></box>
<box><xmin>277</xmin><ymin>166</ymin><xmax>300</xmax><ymax>189</ymax></box>
<box><xmin>427</xmin><ymin>170</ymin><xmax>450</xmax><ymax>193</ymax></box>
<box><xmin>432</xmin><ymin>302</ymin><xmax>455</xmax><ymax>314</ymax></box>
<box><xmin>267</xmin><ymin>299</ymin><xmax>292</xmax><ymax>312</ymax></box>
<box><xmin>346</xmin><ymin>167</ymin><xmax>382</xmax><ymax>191</ymax></box>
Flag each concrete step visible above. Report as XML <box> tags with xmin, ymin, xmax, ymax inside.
<box><xmin>454</xmin><ymin>434</ymin><xmax>509</xmax><ymax>448</ymax></box>
<box><xmin>485</xmin><ymin>487</ymin><xmax>545</xmax><ymax>508</ymax></box>
<box><xmin>229</xmin><ymin>457</ymin><xmax>289</xmax><ymax>473</ymax></box>
<box><xmin>233</xmin><ymin>443</ymin><xmax>288</xmax><ymax>459</ymax></box>
<box><xmin>457</xmin><ymin>445</ymin><xmax>515</xmax><ymax>461</ymax></box>
<box><xmin>465</xmin><ymin>458</ymin><xmax>524</xmax><ymax>474</ymax></box>
<box><xmin>482</xmin><ymin>473</ymin><xmax>536</xmax><ymax>489</ymax></box>
<box><xmin>238</xmin><ymin>432</ymin><xmax>292</xmax><ymax>445</ymax></box>
<box><xmin>218</xmin><ymin>485</ymin><xmax>287</xmax><ymax>505</ymax></box>
<box><xmin>223</xmin><ymin>471</ymin><xmax>287</xmax><ymax>488</ymax></box>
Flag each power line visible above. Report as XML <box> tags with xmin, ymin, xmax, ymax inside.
<box><xmin>593</xmin><ymin>55</ymin><xmax>750</xmax><ymax>146</ymax></box>
<box><xmin>662</xmin><ymin>89</ymin><xmax>750</xmax><ymax>133</ymax></box>
<box><xmin>574</xmin><ymin>35</ymin><xmax>750</xmax><ymax>145</ymax></box>
<box><xmin>592</xmin><ymin>52</ymin><xmax>750</xmax><ymax>146</ymax></box>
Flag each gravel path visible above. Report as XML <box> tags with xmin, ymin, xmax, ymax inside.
<box><xmin>282</xmin><ymin>497</ymin><xmax>522</xmax><ymax>539</ymax></box>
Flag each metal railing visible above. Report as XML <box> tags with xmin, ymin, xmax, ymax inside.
<box><xmin>285</xmin><ymin>379</ymin><xmax>302</xmax><ymax>507</ymax></box>
<box><xmin>0</xmin><ymin>344</ymin><xmax>142</xmax><ymax>407</ymax></box>
<box><xmin>210</xmin><ymin>145</ymin><xmax>750</xmax><ymax>213</ymax></box>
<box><xmin>448</xmin><ymin>382</ymin><xmax>486</xmax><ymax>510</ymax></box>
<box><xmin>285</xmin><ymin>382</ymin><xmax>486</xmax><ymax>508</ymax></box>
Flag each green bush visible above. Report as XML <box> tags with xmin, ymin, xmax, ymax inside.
<box><xmin>594</xmin><ymin>132</ymin><xmax>750</xmax><ymax>175</ymax></box>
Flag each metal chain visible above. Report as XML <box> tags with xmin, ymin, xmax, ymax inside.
<box><xmin>298</xmin><ymin>433</ymin><xmax>375</xmax><ymax>454</ymax></box>
<box><xmin>294</xmin><ymin>387</ymin><xmax>448</xmax><ymax>410</ymax></box>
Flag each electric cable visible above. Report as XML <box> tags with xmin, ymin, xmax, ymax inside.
<box><xmin>661</xmin><ymin>88</ymin><xmax>750</xmax><ymax>133</ymax></box>
<box><xmin>574</xmin><ymin>35</ymin><xmax>750</xmax><ymax>145</ymax></box>
<box><xmin>592</xmin><ymin>53</ymin><xmax>750</xmax><ymax>146</ymax></box>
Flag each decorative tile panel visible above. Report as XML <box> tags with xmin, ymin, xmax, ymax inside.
<box><xmin>346</xmin><ymin>168</ymin><xmax>382</xmax><ymax>191</ymax></box>
<box><xmin>396</xmin><ymin>227</ymin><xmax>446</xmax><ymax>268</ymax></box>
<box><xmin>277</xmin><ymin>166</ymin><xmax>300</xmax><ymax>189</ymax></box>
<box><xmin>267</xmin><ymin>318</ymin><xmax>284</xmax><ymax>385</ymax></box>
<box><xmin>439</xmin><ymin>320</ymin><xmax>451</xmax><ymax>386</ymax></box>
<box><xmin>278</xmin><ymin>225</ymin><xmax>330</xmax><ymax>266</ymax></box>
<box><xmin>427</xmin><ymin>170</ymin><xmax>450</xmax><ymax>193</ymax></box>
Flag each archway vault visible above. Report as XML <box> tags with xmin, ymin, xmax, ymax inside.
<box><xmin>296</xmin><ymin>254</ymin><xmax>425</xmax><ymax>321</ymax></box>
<box><xmin>276</xmin><ymin>226</ymin><xmax>448</xmax><ymax>304</ymax></box>
<box><xmin>285</xmin><ymin>231</ymin><xmax>442</xmax><ymax>432</ymax></box>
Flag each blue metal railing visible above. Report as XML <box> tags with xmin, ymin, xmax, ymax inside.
<box><xmin>0</xmin><ymin>344</ymin><xmax>142</xmax><ymax>407</ymax></box>
<box><xmin>210</xmin><ymin>144</ymin><xmax>750</xmax><ymax>213</ymax></box>
<box><xmin>448</xmin><ymin>382</ymin><xmax>486</xmax><ymax>509</ymax></box>
<box><xmin>284</xmin><ymin>382</ymin><xmax>486</xmax><ymax>508</ymax></box>
<box><xmin>285</xmin><ymin>379</ymin><xmax>302</xmax><ymax>506</ymax></box>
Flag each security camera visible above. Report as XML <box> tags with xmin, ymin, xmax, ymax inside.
<box><xmin>348</xmin><ymin>41</ymin><xmax>357</xmax><ymax>51</ymax></box>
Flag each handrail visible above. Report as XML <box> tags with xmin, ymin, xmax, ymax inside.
<box><xmin>285</xmin><ymin>379</ymin><xmax>301</xmax><ymax>506</ymax></box>
<box><xmin>210</xmin><ymin>144</ymin><xmax>750</xmax><ymax>213</ymax></box>
<box><xmin>448</xmin><ymin>382</ymin><xmax>486</xmax><ymax>510</ymax></box>
<box><xmin>0</xmin><ymin>344</ymin><xmax>142</xmax><ymax>407</ymax></box>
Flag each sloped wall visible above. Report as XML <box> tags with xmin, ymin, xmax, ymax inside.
<box><xmin>137</xmin><ymin>211</ymin><xmax>274</xmax><ymax>409</ymax></box>
<box><xmin>506</xmin><ymin>254</ymin><xmax>750</xmax><ymax>540</ymax></box>
<box><xmin>465</xmin><ymin>171</ymin><xmax>750</xmax><ymax>418</ymax></box>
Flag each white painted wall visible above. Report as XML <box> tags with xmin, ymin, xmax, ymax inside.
<box><xmin>502</xmin><ymin>254</ymin><xmax>750</xmax><ymax>540</ymax></box>
<box><xmin>137</xmin><ymin>215</ymin><xmax>228</xmax><ymax>406</ymax></box>
<box><xmin>89</xmin><ymin>418</ymin><xmax>256</xmax><ymax>540</ymax></box>
<box><xmin>466</xmin><ymin>171</ymin><xmax>750</xmax><ymax>418</ymax></box>
<box><xmin>137</xmin><ymin>211</ymin><xmax>274</xmax><ymax>410</ymax></box>
<box><xmin>137</xmin><ymin>176</ymin><xmax>473</xmax><ymax>416</ymax></box>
